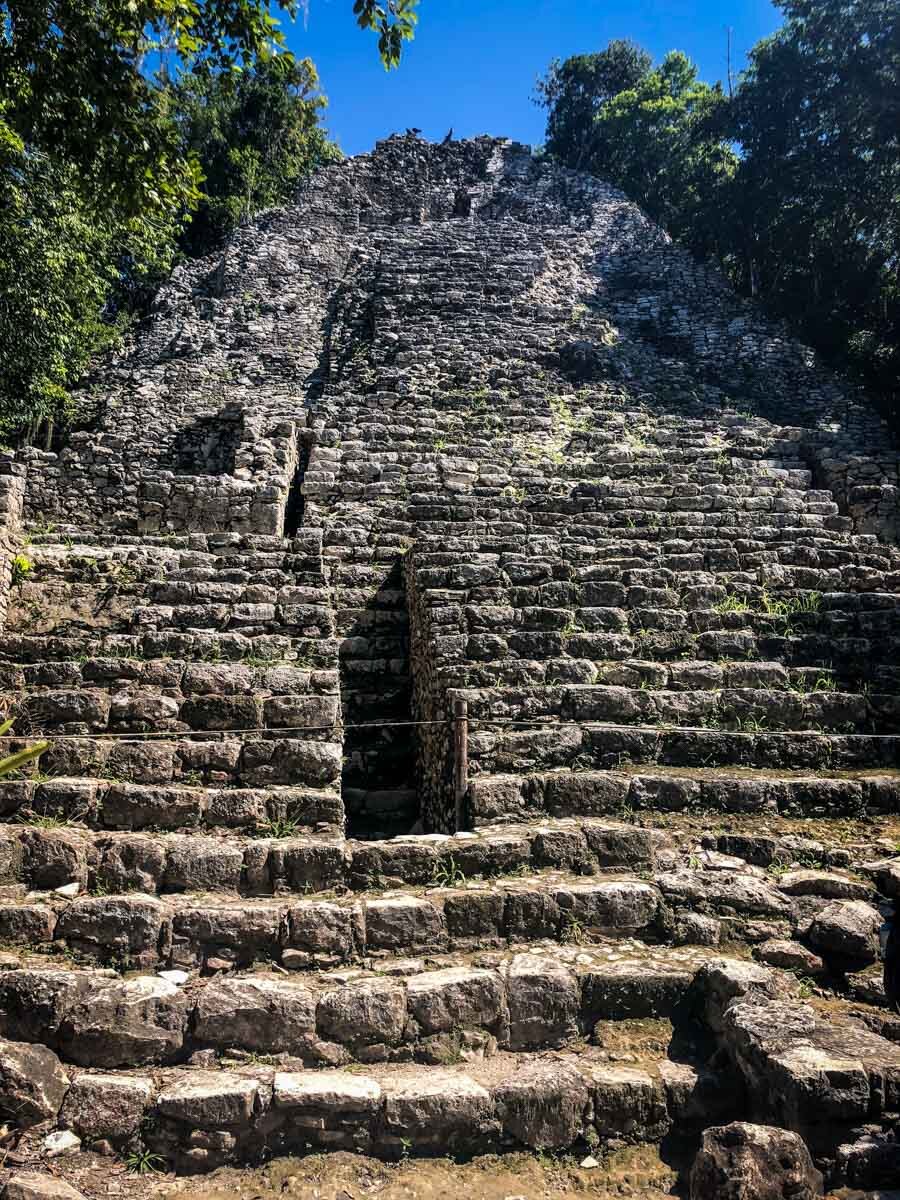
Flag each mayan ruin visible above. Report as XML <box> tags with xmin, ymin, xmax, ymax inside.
<box><xmin>1</xmin><ymin>132</ymin><xmax>899</xmax><ymax>1197</ymax></box>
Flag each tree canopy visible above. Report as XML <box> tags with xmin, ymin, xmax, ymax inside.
<box><xmin>0</xmin><ymin>0</ymin><xmax>418</xmax><ymax>441</ymax></box>
<box><xmin>536</xmin><ymin>0</ymin><xmax>900</xmax><ymax>416</ymax></box>
<box><xmin>174</xmin><ymin>57</ymin><xmax>342</xmax><ymax>257</ymax></box>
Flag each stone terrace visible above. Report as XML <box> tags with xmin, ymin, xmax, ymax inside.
<box><xmin>0</xmin><ymin>134</ymin><xmax>899</xmax><ymax>1195</ymax></box>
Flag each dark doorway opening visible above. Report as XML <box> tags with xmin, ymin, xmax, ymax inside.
<box><xmin>340</xmin><ymin>559</ymin><xmax>419</xmax><ymax>839</ymax></box>
<box><xmin>283</xmin><ymin>441</ymin><xmax>311</xmax><ymax>538</ymax></box>
<box><xmin>168</xmin><ymin>410</ymin><xmax>243</xmax><ymax>475</ymax></box>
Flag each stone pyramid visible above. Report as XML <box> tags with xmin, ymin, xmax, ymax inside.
<box><xmin>0</xmin><ymin>133</ymin><xmax>898</xmax><ymax>1193</ymax></box>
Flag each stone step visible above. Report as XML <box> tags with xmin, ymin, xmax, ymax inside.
<box><xmin>0</xmin><ymin>658</ymin><xmax>339</xmax><ymax>696</ymax></box>
<box><xmin>0</xmin><ymin>874</ymin><xmax>673</xmax><ymax>971</ymax></box>
<box><xmin>0</xmin><ymin>632</ymin><xmax>339</xmax><ymax>668</ymax></box>
<box><xmin>0</xmin><ymin>814</ymin><xmax>663</xmax><ymax>893</ymax></box>
<box><xmin>440</xmin><ymin>656</ymin><xmax>900</xmax><ymax>693</ymax></box>
<box><xmin>2</xmin><ymin>955</ymin><xmax>896</xmax><ymax>1176</ymax></box>
<box><xmin>0</xmin><ymin>1038</ymin><xmax>717</xmax><ymax>1171</ymax></box>
<box><xmin>454</xmin><ymin>683</ymin><xmax>899</xmax><ymax>734</ymax></box>
<box><xmin>468</xmin><ymin>765</ymin><xmax>900</xmax><ymax>824</ymax></box>
<box><xmin>0</xmin><ymin>732</ymin><xmax>342</xmax><ymax>794</ymax></box>
<box><xmin>454</xmin><ymin>601</ymin><xmax>900</xmax><ymax>642</ymax></box>
<box><xmin>24</xmin><ymin>534</ymin><xmax>324</xmax><ymax>572</ymax></box>
<box><xmin>448</xmin><ymin>584</ymin><xmax>900</xmax><ymax>614</ymax></box>
<box><xmin>472</xmin><ymin>721</ymin><xmax>900</xmax><ymax>774</ymax></box>
<box><xmin>0</xmin><ymin>941</ymin><xmax>735</xmax><ymax>1069</ymax></box>
<box><xmin>407</xmin><ymin>490</ymin><xmax>839</xmax><ymax>519</ymax></box>
<box><xmin>7</xmin><ymin>683</ymin><xmax>341</xmax><ymax>736</ymax></box>
<box><xmin>704</xmin><ymin>958</ymin><xmax>900</xmax><ymax>1164</ymax></box>
<box><xmin>412</xmin><ymin>528</ymin><xmax>892</xmax><ymax>558</ymax></box>
<box><xmin>443</xmin><ymin>625</ymin><xmax>900</xmax><ymax>668</ymax></box>
<box><xmin>0</xmin><ymin>777</ymin><xmax>344</xmax><ymax>835</ymax></box>
<box><xmin>339</xmin><ymin>458</ymin><xmax>815</xmax><ymax>488</ymax></box>
<box><xmin>125</xmin><ymin>602</ymin><xmax>335</xmax><ymax>637</ymax></box>
<box><xmin>412</xmin><ymin>539</ymin><xmax>899</xmax><ymax>582</ymax></box>
<box><xmin>16</xmin><ymin>558</ymin><xmax>327</xmax><ymax>590</ymax></box>
<box><xmin>2</xmin><ymin>847</ymin><xmax>894</xmax><ymax>973</ymax></box>
<box><xmin>26</xmin><ymin>529</ymin><xmax>322</xmax><ymax>554</ymax></box>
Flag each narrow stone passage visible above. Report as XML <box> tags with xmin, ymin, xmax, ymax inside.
<box><xmin>339</xmin><ymin>557</ymin><xmax>419</xmax><ymax>838</ymax></box>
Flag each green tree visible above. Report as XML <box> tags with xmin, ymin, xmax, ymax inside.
<box><xmin>0</xmin><ymin>0</ymin><xmax>418</xmax><ymax>441</ymax></box>
<box><xmin>535</xmin><ymin>40</ymin><xmax>652</xmax><ymax>171</ymax></box>
<box><xmin>175</xmin><ymin>56</ymin><xmax>342</xmax><ymax>257</ymax></box>
<box><xmin>537</xmin><ymin>46</ymin><xmax>736</xmax><ymax>260</ymax></box>
<box><xmin>0</xmin><ymin>0</ymin><xmax>418</xmax><ymax>216</ymax></box>
<box><xmin>731</xmin><ymin>0</ymin><xmax>899</xmax><ymax>404</ymax></box>
<box><xmin>0</xmin><ymin>131</ymin><xmax>179</xmax><ymax>442</ymax></box>
<box><xmin>537</xmin><ymin>8</ymin><xmax>899</xmax><ymax>412</ymax></box>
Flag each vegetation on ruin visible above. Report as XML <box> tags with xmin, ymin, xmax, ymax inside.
<box><xmin>0</xmin><ymin>0</ymin><xmax>418</xmax><ymax>441</ymax></box>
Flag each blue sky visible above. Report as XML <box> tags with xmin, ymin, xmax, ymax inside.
<box><xmin>285</xmin><ymin>0</ymin><xmax>783</xmax><ymax>156</ymax></box>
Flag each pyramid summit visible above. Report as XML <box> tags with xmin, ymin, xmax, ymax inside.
<box><xmin>0</xmin><ymin>133</ymin><xmax>899</xmax><ymax>1192</ymax></box>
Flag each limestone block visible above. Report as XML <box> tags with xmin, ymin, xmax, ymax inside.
<box><xmin>56</xmin><ymin>895</ymin><xmax>169</xmax><ymax>967</ymax></box>
<box><xmin>364</xmin><ymin>896</ymin><xmax>445</xmax><ymax>952</ymax></box>
<box><xmin>405</xmin><ymin>966</ymin><xmax>506</xmax><ymax>1036</ymax></box>
<box><xmin>691</xmin><ymin>1122</ymin><xmax>823</xmax><ymax>1199</ymax></box>
<box><xmin>491</xmin><ymin>1060</ymin><xmax>588</xmax><ymax>1149</ymax></box>
<box><xmin>59</xmin><ymin>975</ymin><xmax>189</xmax><ymax>1067</ymax></box>
<box><xmin>316</xmin><ymin>978</ymin><xmax>406</xmax><ymax>1046</ymax></box>
<box><xmin>61</xmin><ymin>1072</ymin><xmax>153</xmax><ymax>1140</ymax></box>
<box><xmin>194</xmin><ymin>977</ymin><xmax>317</xmax><ymax>1052</ymax></box>
<box><xmin>0</xmin><ymin>1039</ymin><xmax>69</xmax><ymax>1126</ymax></box>
<box><xmin>156</xmin><ymin>1070</ymin><xmax>263</xmax><ymax>1128</ymax></box>
<box><xmin>4</xmin><ymin>1175</ymin><xmax>87</xmax><ymax>1200</ymax></box>
<box><xmin>504</xmin><ymin>953</ymin><xmax>579</xmax><ymax>1049</ymax></box>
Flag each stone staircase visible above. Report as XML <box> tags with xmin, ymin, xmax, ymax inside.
<box><xmin>1</xmin><ymin>136</ymin><xmax>900</xmax><ymax>1198</ymax></box>
<box><xmin>0</xmin><ymin>529</ymin><xmax>344</xmax><ymax>842</ymax></box>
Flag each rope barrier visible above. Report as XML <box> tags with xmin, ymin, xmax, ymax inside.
<box><xmin>0</xmin><ymin>716</ymin><xmax>897</xmax><ymax>742</ymax></box>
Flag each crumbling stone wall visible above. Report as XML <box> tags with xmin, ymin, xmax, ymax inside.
<box><xmin>0</xmin><ymin>458</ymin><xmax>25</xmax><ymax>632</ymax></box>
<box><xmin>11</xmin><ymin>132</ymin><xmax>900</xmax><ymax>834</ymax></box>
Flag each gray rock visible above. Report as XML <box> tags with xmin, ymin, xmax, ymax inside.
<box><xmin>363</xmin><ymin>896</ymin><xmax>445</xmax><ymax>951</ymax></box>
<box><xmin>805</xmin><ymin>899</ymin><xmax>881</xmax><ymax>968</ymax></box>
<box><xmin>59</xmin><ymin>975</ymin><xmax>189</xmax><ymax>1067</ymax></box>
<box><xmin>405</xmin><ymin>967</ymin><xmax>506</xmax><ymax>1037</ymax></box>
<box><xmin>491</xmin><ymin>1060</ymin><xmax>588</xmax><ymax>1148</ymax></box>
<box><xmin>777</xmin><ymin>869</ymin><xmax>874</xmax><ymax>901</ymax></box>
<box><xmin>4</xmin><ymin>1175</ymin><xmax>87</xmax><ymax>1200</ymax></box>
<box><xmin>273</xmin><ymin>1069</ymin><xmax>381</xmax><ymax>1114</ymax></box>
<box><xmin>172</xmin><ymin>903</ymin><xmax>281</xmax><ymax>968</ymax></box>
<box><xmin>0</xmin><ymin>1038</ymin><xmax>69</xmax><ymax>1126</ymax></box>
<box><xmin>380</xmin><ymin>1071</ymin><xmax>496</xmax><ymax>1154</ymax></box>
<box><xmin>193</xmin><ymin>976</ymin><xmax>316</xmax><ymax>1052</ymax></box>
<box><xmin>316</xmin><ymin>978</ymin><xmax>406</xmax><ymax>1047</ymax></box>
<box><xmin>690</xmin><ymin>1121</ymin><xmax>823</xmax><ymax>1199</ymax></box>
<box><xmin>554</xmin><ymin>880</ymin><xmax>664</xmax><ymax>935</ymax></box>
<box><xmin>674</xmin><ymin>912</ymin><xmax>721</xmax><ymax>946</ymax></box>
<box><xmin>0</xmin><ymin>969</ymin><xmax>96</xmax><ymax>1043</ymax></box>
<box><xmin>504</xmin><ymin>953</ymin><xmax>579</xmax><ymax>1049</ymax></box>
<box><xmin>55</xmin><ymin>894</ymin><xmax>168</xmax><ymax>968</ymax></box>
<box><xmin>589</xmin><ymin>1066</ymin><xmax>669</xmax><ymax>1141</ymax></box>
<box><xmin>163</xmin><ymin>836</ymin><xmax>244</xmax><ymax>892</ymax></box>
<box><xmin>22</xmin><ymin>829</ymin><xmax>88</xmax><ymax>891</ymax></box>
<box><xmin>286</xmin><ymin>901</ymin><xmax>362</xmax><ymax>961</ymax></box>
<box><xmin>756</xmin><ymin>939</ymin><xmax>825</xmax><ymax>975</ymax></box>
<box><xmin>60</xmin><ymin>1072</ymin><xmax>152</xmax><ymax>1141</ymax></box>
<box><xmin>155</xmin><ymin>1070</ymin><xmax>263</xmax><ymax>1128</ymax></box>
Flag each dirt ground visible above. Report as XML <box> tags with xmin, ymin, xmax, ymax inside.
<box><xmin>16</xmin><ymin>1147</ymin><xmax>681</xmax><ymax>1200</ymax></box>
<box><xmin>8</xmin><ymin>1145</ymin><xmax>869</xmax><ymax>1199</ymax></box>
<box><xmin>162</xmin><ymin>1148</ymin><xmax>681</xmax><ymax>1200</ymax></box>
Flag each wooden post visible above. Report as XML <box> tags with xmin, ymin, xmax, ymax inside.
<box><xmin>453</xmin><ymin>697</ymin><xmax>469</xmax><ymax>831</ymax></box>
